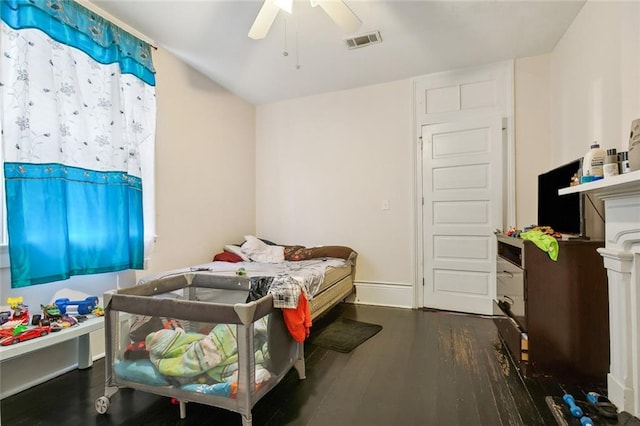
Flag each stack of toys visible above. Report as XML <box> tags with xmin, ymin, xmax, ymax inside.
<box><xmin>0</xmin><ymin>295</ymin><xmax>105</xmax><ymax>346</ymax></box>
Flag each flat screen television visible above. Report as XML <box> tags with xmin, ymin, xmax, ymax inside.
<box><xmin>537</xmin><ymin>159</ymin><xmax>585</xmax><ymax>237</ymax></box>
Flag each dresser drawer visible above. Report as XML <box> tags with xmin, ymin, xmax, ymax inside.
<box><xmin>497</xmin><ymin>238</ymin><xmax>523</xmax><ymax>268</ymax></box>
<box><xmin>496</xmin><ymin>256</ymin><xmax>526</xmax><ymax>330</ymax></box>
<box><xmin>493</xmin><ymin>303</ymin><xmax>529</xmax><ymax>367</ymax></box>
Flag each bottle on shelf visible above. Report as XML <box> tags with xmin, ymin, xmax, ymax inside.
<box><xmin>618</xmin><ymin>151</ymin><xmax>631</xmax><ymax>174</ymax></box>
<box><xmin>581</xmin><ymin>142</ymin><xmax>605</xmax><ymax>183</ymax></box>
<box><xmin>604</xmin><ymin>148</ymin><xmax>619</xmax><ymax>178</ymax></box>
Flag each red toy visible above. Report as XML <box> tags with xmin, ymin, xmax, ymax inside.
<box><xmin>6</xmin><ymin>296</ymin><xmax>30</xmax><ymax>325</ymax></box>
<box><xmin>0</xmin><ymin>325</ymin><xmax>51</xmax><ymax>346</ymax></box>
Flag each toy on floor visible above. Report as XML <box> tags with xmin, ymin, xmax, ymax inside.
<box><xmin>562</xmin><ymin>394</ymin><xmax>594</xmax><ymax>426</ymax></box>
<box><xmin>586</xmin><ymin>392</ymin><xmax>618</xmax><ymax>419</ymax></box>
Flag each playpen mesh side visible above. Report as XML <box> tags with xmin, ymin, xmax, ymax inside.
<box><xmin>103</xmin><ymin>274</ymin><xmax>301</xmax><ymax>417</ymax></box>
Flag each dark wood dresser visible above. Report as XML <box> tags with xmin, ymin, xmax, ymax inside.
<box><xmin>493</xmin><ymin>234</ymin><xmax>610</xmax><ymax>384</ymax></box>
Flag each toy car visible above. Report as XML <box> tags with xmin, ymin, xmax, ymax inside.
<box><xmin>0</xmin><ymin>326</ymin><xmax>16</xmax><ymax>338</ymax></box>
<box><xmin>11</xmin><ymin>306</ymin><xmax>29</xmax><ymax>324</ymax></box>
<box><xmin>0</xmin><ymin>320</ymin><xmax>25</xmax><ymax>333</ymax></box>
<box><xmin>0</xmin><ymin>325</ymin><xmax>51</xmax><ymax>346</ymax></box>
<box><xmin>55</xmin><ymin>315</ymin><xmax>78</xmax><ymax>328</ymax></box>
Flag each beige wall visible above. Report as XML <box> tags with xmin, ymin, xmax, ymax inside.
<box><xmin>255</xmin><ymin>80</ymin><xmax>414</xmax><ymax>287</ymax></box>
<box><xmin>146</xmin><ymin>48</ymin><xmax>256</xmax><ymax>275</ymax></box>
<box><xmin>547</xmin><ymin>1</ymin><xmax>639</xmax><ymax>240</ymax></box>
<box><xmin>512</xmin><ymin>0</ymin><xmax>640</xmax><ymax>236</ymax></box>
<box><xmin>514</xmin><ymin>54</ymin><xmax>552</xmax><ymax>229</ymax></box>
<box><xmin>549</xmin><ymin>1</ymin><xmax>640</xmax><ymax>163</ymax></box>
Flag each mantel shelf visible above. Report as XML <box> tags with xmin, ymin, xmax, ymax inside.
<box><xmin>558</xmin><ymin>170</ymin><xmax>640</xmax><ymax>198</ymax></box>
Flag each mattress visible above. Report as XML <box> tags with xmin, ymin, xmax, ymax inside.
<box><xmin>317</xmin><ymin>263</ymin><xmax>351</xmax><ymax>294</ymax></box>
<box><xmin>309</xmin><ymin>273</ymin><xmax>353</xmax><ymax>320</ymax></box>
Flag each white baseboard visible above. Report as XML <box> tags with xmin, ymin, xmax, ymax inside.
<box><xmin>353</xmin><ymin>281</ymin><xmax>414</xmax><ymax>308</ymax></box>
<box><xmin>608</xmin><ymin>372</ymin><xmax>635</xmax><ymax>415</ymax></box>
<box><xmin>0</xmin><ymin>351</ymin><xmax>105</xmax><ymax>400</ymax></box>
<box><xmin>0</xmin><ymin>362</ymin><xmax>83</xmax><ymax>399</ymax></box>
<box><xmin>1</xmin><ymin>327</ymin><xmax>106</xmax><ymax>400</ymax></box>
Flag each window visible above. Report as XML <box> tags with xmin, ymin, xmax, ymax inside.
<box><xmin>1</xmin><ymin>0</ymin><xmax>156</xmax><ymax>286</ymax></box>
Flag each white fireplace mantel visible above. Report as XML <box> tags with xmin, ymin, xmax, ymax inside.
<box><xmin>559</xmin><ymin>170</ymin><xmax>640</xmax><ymax>199</ymax></box>
<box><xmin>560</xmin><ymin>170</ymin><xmax>640</xmax><ymax>416</ymax></box>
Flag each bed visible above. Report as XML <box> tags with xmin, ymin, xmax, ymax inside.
<box><xmin>95</xmin><ymin>237</ymin><xmax>357</xmax><ymax>425</ymax></box>
<box><xmin>203</xmin><ymin>236</ymin><xmax>356</xmax><ymax>321</ymax></box>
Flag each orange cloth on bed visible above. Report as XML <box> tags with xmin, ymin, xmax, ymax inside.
<box><xmin>282</xmin><ymin>293</ymin><xmax>312</xmax><ymax>343</ymax></box>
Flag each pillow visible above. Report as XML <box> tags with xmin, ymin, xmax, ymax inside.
<box><xmin>305</xmin><ymin>246</ymin><xmax>354</xmax><ymax>260</ymax></box>
<box><xmin>213</xmin><ymin>251</ymin><xmax>243</xmax><ymax>263</ymax></box>
<box><xmin>234</xmin><ymin>237</ymin><xmax>278</xmax><ymax>246</ymax></box>
<box><xmin>241</xmin><ymin>235</ymin><xmax>284</xmax><ymax>263</ymax></box>
<box><xmin>224</xmin><ymin>244</ymin><xmax>251</xmax><ymax>262</ymax></box>
<box><xmin>257</xmin><ymin>238</ymin><xmax>277</xmax><ymax>246</ymax></box>
<box><xmin>284</xmin><ymin>245</ymin><xmax>354</xmax><ymax>261</ymax></box>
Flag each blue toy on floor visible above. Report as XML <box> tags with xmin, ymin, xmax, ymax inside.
<box><xmin>563</xmin><ymin>394</ymin><xmax>594</xmax><ymax>426</ymax></box>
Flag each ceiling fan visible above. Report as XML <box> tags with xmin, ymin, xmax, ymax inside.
<box><xmin>248</xmin><ymin>0</ymin><xmax>362</xmax><ymax>40</ymax></box>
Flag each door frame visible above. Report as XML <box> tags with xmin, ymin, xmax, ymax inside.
<box><xmin>411</xmin><ymin>61</ymin><xmax>516</xmax><ymax>309</ymax></box>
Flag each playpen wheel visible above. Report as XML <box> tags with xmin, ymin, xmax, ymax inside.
<box><xmin>95</xmin><ymin>396</ymin><xmax>110</xmax><ymax>414</ymax></box>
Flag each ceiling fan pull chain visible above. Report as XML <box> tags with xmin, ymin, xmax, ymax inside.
<box><xmin>283</xmin><ymin>18</ymin><xmax>288</xmax><ymax>57</ymax></box>
<box><xmin>295</xmin><ymin>3</ymin><xmax>301</xmax><ymax>69</ymax></box>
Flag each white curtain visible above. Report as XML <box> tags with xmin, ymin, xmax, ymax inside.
<box><xmin>1</xmin><ymin>0</ymin><xmax>156</xmax><ymax>287</ymax></box>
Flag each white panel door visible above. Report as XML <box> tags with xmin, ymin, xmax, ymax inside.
<box><xmin>422</xmin><ymin>118</ymin><xmax>502</xmax><ymax>314</ymax></box>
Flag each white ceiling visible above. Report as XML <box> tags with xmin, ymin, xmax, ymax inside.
<box><xmin>91</xmin><ymin>0</ymin><xmax>586</xmax><ymax>105</ymax></box>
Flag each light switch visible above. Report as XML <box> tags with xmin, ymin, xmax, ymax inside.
<box><xmin>382</xmin><ymin>199</ymin><xmax>390</xmax><ymax>210</ymax></box>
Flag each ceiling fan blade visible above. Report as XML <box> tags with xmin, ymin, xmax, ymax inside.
<box><xmin>248</xmin><ymin>1</ymin><xmax>281</xmax><ymax>40</ymax></box>
<box><xmin>315</xmin><ymin>0</ymin><xmax>362</xmax><ymax>34</ymax></box>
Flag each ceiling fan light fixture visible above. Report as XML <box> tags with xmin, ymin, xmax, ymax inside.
<box><xmin>315</xmin><ymin>0</ymin><xmax>362</xmax><ymax>33</ymax></box>
<box><xmin>248</xmin><ymin>0</ymin><xmax>281</xmax><ymax>39</ymax></box>
<box><xmin>249</xmin><ymin>0</ymin><xmax>361</xmax><ymax>40</ymax></box>
<box><xmin>274</xmin><ymin>0</ymin><xmax>293</xmax><ymax>14</ymax></box>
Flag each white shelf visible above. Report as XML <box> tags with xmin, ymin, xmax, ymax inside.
<box><xmin>0</xmin><ymin>316</ymin><xmax>104</xmax><ymax>362</ymax></box>
<box><xmin>559</xmin><ymin>170</ymin><xmax>640</xmax><ymax>198</ymax></box>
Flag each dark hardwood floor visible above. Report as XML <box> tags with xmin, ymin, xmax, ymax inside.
<box><xmin>0</xmin><ymin>304</ymin><xmax>630</xmax><ymax>425</ymax></box>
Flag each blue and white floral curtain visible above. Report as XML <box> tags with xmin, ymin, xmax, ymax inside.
<box><xmin>1</xmin><ymin>0</ymin><xmax>156</xmax><ymax>288</ymax></box>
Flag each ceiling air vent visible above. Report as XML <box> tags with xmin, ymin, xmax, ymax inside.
<box><xmin>344</xmin><ymin>31</ymin><xmax>382</xmax><ymax>50</ymax></box>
